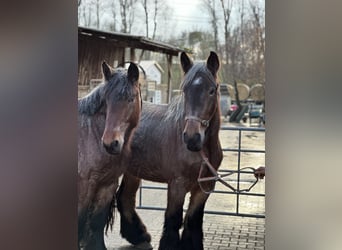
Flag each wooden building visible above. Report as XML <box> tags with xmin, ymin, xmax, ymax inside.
<box><xmin>78</xmin><ymin>26</ymin><xmax>184</xmax><ymax>102</ymax></box>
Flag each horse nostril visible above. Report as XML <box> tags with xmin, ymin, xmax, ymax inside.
<box><xmin>113</xmin><ymin>140</ymin><xmax>119</xmax><ymax>147</ymax></box>
<box><xmin>194</xmin><ymin>133</ymin><xmax>201</xmax><ymax>142</ymax></box>
<box><xmin>185</xmin><ymin>133</ymin><xmax>202</xmax><ymax>152</ymax></box>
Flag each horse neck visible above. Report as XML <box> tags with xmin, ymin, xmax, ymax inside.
<box><xmin>204</xmin><ymin>100</ymin><xmax>221</xmax><ymax>145</ymax></box>
<box><xmin>208</xmin><ymin>104</ymin><xmax>221</xmax><ymax>138</ymax></box>
<box><xmin>203</xmin><ymin>105</ymin><xmax>223</xmax><ymax>169</ymax></box>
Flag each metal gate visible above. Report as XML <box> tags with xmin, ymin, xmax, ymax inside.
<box><xmin>136</xmin><ymin>126</ymin><xmax>265</xmax><ymax>218</ymax></box>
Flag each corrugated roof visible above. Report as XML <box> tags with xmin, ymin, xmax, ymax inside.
<box><xmin>78</xmin><ymin>26</ymin><xmax>184</xmax><ymax>56</ymax></box>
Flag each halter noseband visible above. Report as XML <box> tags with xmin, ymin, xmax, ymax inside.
<box><xmin>185</xmin><ymin>116</ymin><xmax>210</xmax><ymax>128</ymax></box>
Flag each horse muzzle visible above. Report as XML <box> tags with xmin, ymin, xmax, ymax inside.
<box><xmin>183</xmin><ymin>118</ymin><xmax>206</xmax><ymax>152</ymax></box>
<box><xmin>102</xmin><ymin>140</ymin><xmax>123</xmax><ymax>155</ymax></box>
<box><xmin>183</xmin><ymin>132</ymin><xmax>202</xmax><ymax>152</ymax></box>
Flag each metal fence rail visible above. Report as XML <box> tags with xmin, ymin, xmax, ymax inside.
<box><xmin>137</xmin><ymin>126</ymin><xmax>265</xmax><ymax>218</ymax></box>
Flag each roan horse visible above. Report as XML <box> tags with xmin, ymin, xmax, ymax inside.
<box><xmin>114</xmin><ymin>51</ymin><xmax>223</xmax><ymax>250</ymax></box>
<box><xmin>78</xmin><ymin>62</ymin><xmax>141</xmax><ymax>249</ymax></box>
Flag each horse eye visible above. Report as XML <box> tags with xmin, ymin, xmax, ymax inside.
<box><xmin>209</xmin><ymin>88</ymin><xmax>216</xmax><ymax>96</ymax></box>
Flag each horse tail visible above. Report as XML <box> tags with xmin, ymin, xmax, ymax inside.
<box><xmin>105</xmin><ymin>193</ymin><xmax>116</xmax><ymax>235</ymax></box>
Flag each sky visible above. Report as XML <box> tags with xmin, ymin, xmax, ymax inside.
<box><xmin>78</xmin><ymin>0</ymin><xmax>264</xmax><ymax>41</ymax></box>
<box><xmin>160</xmin><ymin>0</ymin><xmax>261</xmax><ymax>40</ymax></box>
<box><xmin>165</xmin><ymin>0</ymin><xmax>211</xmax><ymax>34</ymax></box>
<box><xmin>78</xmin><ymin>0</ymin><xmax>210</xmax><ymax>38</ymax></box>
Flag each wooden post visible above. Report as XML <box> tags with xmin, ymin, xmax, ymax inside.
<box><xmin>167</xmin><ymin>54</ymin><xmax>173</xmax><ymax>103</ymax></box>
<box><xmin>130</xmin><ymin>47</ymin><xmax>136</xmax><ymax>62</ymax></box>
<box><xmin>119</xmin><ymin>48</ymin><xmax>125</xmax><ymax>67</ymax></box>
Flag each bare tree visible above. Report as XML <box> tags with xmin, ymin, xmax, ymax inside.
<box><xmin>152</xmin><ymin>0</ymin><xmax>167</xmax><ymax>40</ymax></box>
<box><xmin>218</xmin><ymin>0</ymin><xmax>234</xmax><ymax>82</ymax></box>
<box><xmin>81</xmin><ymin>2</ymin><xmax>92</xmax><ymax>27</ymax></box>
<box><xmin>78</xmin><ymin>0</ymin><xmax>82</xmax><ymax>23</ymax></box>
<box><xmin>141</xmin><ymin>0</ymin><xmax>149</xmax><ymax>37</ymax></box>
<box><xmin>229</xmin><ymin>27</ymin><xmax>239</xmax><ymax>80</ymax></box>
<box><xmin>224</xmin><ymin>0</ymin><xmax>265</xmax><ymax>85</ymax></box>
<box><xmin>238</xmin><ymin>0</ymin><xmax>246</xmax><ymax>79</ymax></box>
<box><xmin>249</xmin><ymin>0</ymin><xmax>265</xmax><ymax>83</ymax></box>
<box><xmin>110</xmin><ymin>0</ymin><xmax>118</xmax><ymax>31</ymax></box>
<box><xmin>202</xmin><ymin>0</ymin><xmax>219</xmax><ymax>52</ymax></box>
<box><xmin>78</xmin><ymin>0</ymin><xmax>102</xmax><ymax>29</ymax></box>
<box><xmin>140</xmin><ymin>0</ymin><xmax>164</xmax><ymax>39</ymax></box>
<box><xmin>95</xmin><ymin>0</ymin><xmax>100</xmax><ymax>29</ymax></box>
<box><xmin>119</xmin><ymin>0</ymin><xmax>137</xmax><ymax>33</ymax></box>
<box><xmin>219</xmin><ymin>0</ymin><xmax>233</xmax><ymax>63</ymax></box>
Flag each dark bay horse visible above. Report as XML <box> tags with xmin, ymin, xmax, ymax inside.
<box><xmin>115</xmin><ymin>52</ymin><xmax>223</xmax><ymax>250</ymax></box>
<box><xmin>78</xmin><ymin>62</ymin><xmax>141</xmax><ymax>249</ymax></box>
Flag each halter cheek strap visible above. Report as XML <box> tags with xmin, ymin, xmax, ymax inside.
<box><xmin>185</xmin><ymin>116</ymin><xmax>210</xmax><ymax>128</ymax></box>
<box><xmin>184</xmin><ymin>90</ymin><xmax>218</xmax><ymax>128</ymax></box>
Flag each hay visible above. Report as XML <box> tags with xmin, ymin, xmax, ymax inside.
<box><xmin>250</xmin><ymin>84</ymin><xmax>265</xmax><ymax>101</ymax></box>
<box><xmin>227</xmin><ymin>83</ymin><xmax>249</xmax><ymax>100</ymax></box>
<box><xmin>227</xmin><ymin>84</ymin><xmax>235</xmax><ymax>99</ymax></box>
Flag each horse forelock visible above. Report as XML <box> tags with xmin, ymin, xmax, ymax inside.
<box><xmin>180</xmin><ymin>63</ymin><xmax>217</xmax><ymax>91</ymax></box>
<box><xmin>163</xmin><ymin>64</ymin><xmax>218</xmax><ymax>125</ymax></box>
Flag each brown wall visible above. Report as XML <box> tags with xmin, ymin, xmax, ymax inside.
<box><xmin>78</xmin><ymin>35</ymin><xmax>125</xmax><ymax>86</ymax></box>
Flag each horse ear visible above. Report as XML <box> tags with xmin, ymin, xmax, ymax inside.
<box><xmin>180</xmin><ymin>52</ymin><xmax>193</xmax><ymax>73</ymax></box>
<box><xmin>206</xmin><ymin>51</ymin><xmax>220</xmax><ymax>77</ymax></box>
<box><xmin>127</xmin><ymin>62</ymin><xmax>139</xmax><ymax>83</ymax></box>
<box><xmin>102</xmin><ymin>61</ymin><xmax>113</xmax><ymax>81</ymax></box>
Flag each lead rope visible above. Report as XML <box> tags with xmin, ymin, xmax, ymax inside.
<box><xmin>197</xmin><ymin>150</ymin><xmax>260</xmax><ymax>194</ymax></box>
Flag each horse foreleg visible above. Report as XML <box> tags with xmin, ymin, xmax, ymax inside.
<box><xmin>159</xmin><ymin>179</ymin><xmax>187</xmax><ymax>250</ymax></box>
<box><xmin>83</xmin><ymin>207</ymin><xmax>109</xmax><ymax>250</ymax></box>
<box><xmin>117</xmin><ymin>173</ymin><xmax>152</xmax><ymax>246</ymax></box>
<box><xmin>80</xmin><ymin>182</ymin><xmax>117</xmax><ymax>250</ymax></box>
<box><xmin>79</xmin><ymin>206</ymin><xmax>109</xmax><ymax>250</ymax></box>
<box><xmin>180</xmin><ymin>187</ymin><xmax>210</xmax><ymax>250</ymax></box>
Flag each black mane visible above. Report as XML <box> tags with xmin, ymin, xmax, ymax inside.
<box><xmin>78</xmin><ymin>83</ymin><xmax>105</xmax><ymax>115</ymax></box>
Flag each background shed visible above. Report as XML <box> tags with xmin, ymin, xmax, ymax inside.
<box><xmin>78</xmin><ymin>26</ymin><xmax>184</xmax><ymax>103</ymax></box>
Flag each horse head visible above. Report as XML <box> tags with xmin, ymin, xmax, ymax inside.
<box><xmin>181</xmin><ymin>51</ymin><xmax>220</xmax><ymax>152</ymax></box>
<box><xmin>101</xmin><ymin>62</ymin><xmax>141</xmax><ymax>155</ymax></box>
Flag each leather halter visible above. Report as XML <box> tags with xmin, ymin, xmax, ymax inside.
<box><xmin>184</xmin><ymin>94</ymin><xmax>218</xmax><ymax>129</ymax></box>
<box><xmin>197</xmin><ymin>150</ymin><xmax>260</xmax><ymax>194</ymax></box>
<box><xmin>185</xmin><ymin>116</ymin><xmax>210</xmax><ymax>128</ymax></box>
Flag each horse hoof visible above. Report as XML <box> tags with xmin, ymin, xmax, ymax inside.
<box><xmin>135</xmin><ymin>241</ymin><xmax>153</xmax><ymax>249</ymax></box>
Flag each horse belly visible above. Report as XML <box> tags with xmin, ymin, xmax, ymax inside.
<box><xmin>126</xmin><ymin>160</ymin><xmax>167</xmax><ymax>183</ymax></box>
<box><xmin>127</xmin><ymin>151</ymin><xmax>201</xmax><ymax>184</ymax></box>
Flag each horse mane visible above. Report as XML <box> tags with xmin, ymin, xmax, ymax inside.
<box><xmin>163</xmin><ymin>95</ymin><xmax>184</xmax><ymax>124</ymax></box>
<box><xmin>78</xmin><ymin>68</ymin><xmax>136</xmax><ymax>116</ymax></box>
<box><xmin>78</xmin><ymin>83</ymin><xmax>105</xmax><ymax>115</ymax></box>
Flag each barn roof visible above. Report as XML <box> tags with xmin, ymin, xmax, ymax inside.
<box><xmin>78</xmin><ymin>26</ymin><xmax>184</xmax><ymax>56</ymax></box>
